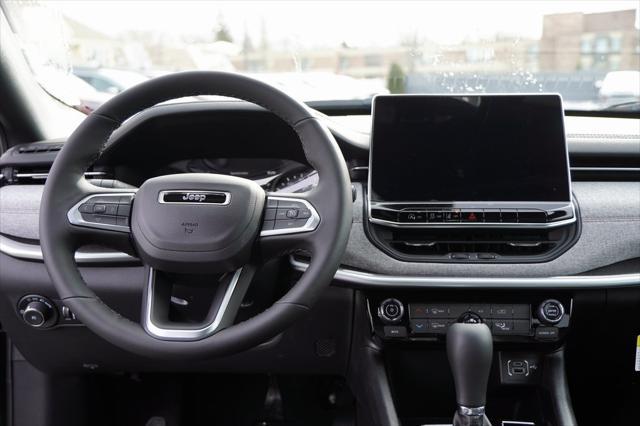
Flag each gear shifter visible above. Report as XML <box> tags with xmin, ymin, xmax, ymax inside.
<box><xmin>446</xmin><ymin>322</ymin><xmax>493</xmax><ymax>426</ymax></box>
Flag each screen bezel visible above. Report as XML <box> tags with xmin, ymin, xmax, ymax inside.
<box><xmin>367</xmin><ymin>93</ymin><xmax>573</xmax><ymax>208</ymax></box>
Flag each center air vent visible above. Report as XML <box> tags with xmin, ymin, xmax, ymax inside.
<box><xmin>365</xmin><ymin>215</ymin><xmax>581</xmax><ymax>264</ymax></box>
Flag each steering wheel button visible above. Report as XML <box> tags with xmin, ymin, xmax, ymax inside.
<box><xmin>116</xmin><ymin>217</ymin><xmax>129</xmax><ymax>227</ymax></box>
<box><xmin>277</xmin><ymin>200</ymin><xmax>304</xmax><ymax>209</ymax></box>
<box><xmin>285</xmin><ymin>209</ymin><xmax>299</xmax><ymax>218</ymax></box>
<box><xmin>264</xmin><ymin>208</ymin><xmax>276</xmax><ymax>220</ymax></box>
<box><xmin>117</xmin><ymin>203</ymin><xmax>131</xmax><ymax>217</ymax></box>
<box><xmin>274</xmin><ymin>218</ymin><xmax>308</xmax><ymax>229</ymax></box>
<box><xmin>261</xmin><ymin>220</ymin><xmax>275</xmax><ymax>231</ymax></box>
<box><xmin>266</xmin><ymin>198</ymin><xmax>278</xmax><ymax>208</ymax></box>
<box><xmin>104</xmin><ymin>204</ymin><xmax>119</xmax><ymax>215</ymax></box>
<box><xmin>79</xmin><ymin>203</ymin><xmax>93</xmax><ymax>213</ymax></box>
<box><xmin>93</xmin><ymin>204</ymin><xmax>107</xmax><ymax>214</ymax></box>
<box><xmin>91</xmin><ymin>215</ymin><xmax>117</xmax><ymax>225</ymax></box>
<box><xmin>298</xmin><ymin>208</ymin><xmax>312</xmax><ymax>219</ymax></box>
<box><xmin>275</xmin><ymin>209</ymin><xmax>290</xmax><ymax>220</ymax></box>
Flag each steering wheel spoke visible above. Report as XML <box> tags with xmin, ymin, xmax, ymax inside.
<box><xmin>66</xmin><ymin>187</ymin><xmax>137</xmax><ymax>253</ymax></box>
<box><xmin>258</xmin><ymin>193</ymin><xmax>321</xmax><ymax>253</ymax></box>
<box><xmin>142</xmin><ymin>265</ymin><xmax>256</xmax><ymax>341</ymax></box>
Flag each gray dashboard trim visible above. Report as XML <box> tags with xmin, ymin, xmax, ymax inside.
<box><xmin>290</xmin><ymin>257</ymin><xmax>640</xmax><ymax>289</ymax></box>
<box><xmin>0</xmin><ymin>235</ymin><xmax>137</xmax><ymax>263</ymax></box>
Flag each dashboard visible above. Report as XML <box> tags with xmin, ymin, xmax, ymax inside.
<box><xmin>0</xmin><ymin>100</ymin><xmax>638</xmax><ymax>383</ymax></box>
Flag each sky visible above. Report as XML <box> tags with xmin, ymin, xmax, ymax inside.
<box><xmin>47</xmin><ymin>0</ymin><xmax>639</xmax><ymax>48</ymax></box>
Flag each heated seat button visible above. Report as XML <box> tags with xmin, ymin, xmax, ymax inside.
<box><xmin>409</xmin><ymin>304</ymin><xmax>428</xmax><ymax>318</ymax></box>
<box><xmin>410</xmin><ymin>319</ymin><xmax>430</xmax><ymax>334</ymax></box>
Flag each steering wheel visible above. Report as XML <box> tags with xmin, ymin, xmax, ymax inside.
<box><xmin>39</xmin><ymin>71</ymin><xmax>352</xmax><ymax>359</ymax></box>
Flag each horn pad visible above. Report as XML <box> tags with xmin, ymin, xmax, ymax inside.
<box><xmin>131</xmin><ymin>173</ymin><xmax>265</xmax><ymax>273</ymax></box>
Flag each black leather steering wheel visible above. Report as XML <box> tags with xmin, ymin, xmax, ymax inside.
<box><xmin>39</xmin><ymin>71</ymin><xmax>352</xmax><ymax>359</ymax></box>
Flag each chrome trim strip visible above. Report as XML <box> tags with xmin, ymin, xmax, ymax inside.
<box><xmin>260</xmin><ymin>196</ymin><xmax>320</xmax><ymax>237</ymax></box>
<box><xmin>572</xmin><ymin>167</ymin><xmax>640</xmax><ymax>172</ymax></box>
<box><xmin>368</xmin><ymin>215</ymin><xmax>576</xmax><ymax>229</ymax></box>
<box><xmin>143</xmin><ymin>267</ymin><xmax>242</xmax><ymax>340</ymax></box>
<box><xmin>67</xmin><ymin>192</ymin><xmax>136</xmax><ymax>233</ymax></box>
<box><xmin>459</xmin><ymin>406</ymin><xmax>485</xmax><ymax>416</ymax></box>
<box><xmin>157</xmin><ymin>190</ymin><xmax>231</xmax><ymax>205</ymax></box>
<box><xmin>14</xmin><ymin>171</ymin><xmax>107</xmax><ymax>180</ymax></box>
<box><xmin>0</xmin><ymin>235</ymin><xmax>137</xmax><ymax>263</ymax></box>
<box><xmin>343</xmin><ymin>166</ymin><xmax>640</xmax><ymax>173</ymax></box>
<box><xmin>289</xmin><ymin>257</ymin><xmax>640</xmax><ymax>289</ymax></box>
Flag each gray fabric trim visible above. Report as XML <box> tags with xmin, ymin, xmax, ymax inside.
<box><xmin>1</xmin><ymin>181</ymin><xmax>639</xmax><ymax>278</ymax></box>
<box><xmin>0</xmin><ymin>185</ymin><xmax>43</xmax><ymax>240</ymax></box>
<box><xmin>347</xmin><ymin>181</ymin><xmax>640</xmax><ymax>277</ymax></box>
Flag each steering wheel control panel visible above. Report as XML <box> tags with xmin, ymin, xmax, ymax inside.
<box><xmin>371</xmin><ymin>297</ymin><xmax>570</xmax><ymax>343</ymax></box>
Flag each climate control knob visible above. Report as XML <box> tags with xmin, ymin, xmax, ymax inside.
<box><xmin>378</xmin><ymin>298</ymin><xmax>404</xmax><ymax>324</ymax></box>
<box><xmin>17</xmin><ymin>295</ymin><xmax>58</xmax><ymax>328</ymax></box>
<box><xmin>537</xmin><ymin>299</ymin><xmax>565</xmax><ymax>325</ymax></box>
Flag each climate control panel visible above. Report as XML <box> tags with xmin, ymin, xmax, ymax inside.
<box><xmin>370</xmin><ymin>297</ymin><xmax>570</xmax><ymax>343</ymax></box>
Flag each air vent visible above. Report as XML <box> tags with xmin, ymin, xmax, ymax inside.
<box><xmin>365</xmin><ymin>222</ymin><xmax>580</xmax><ymax>263</ymax></box>
<box><xmin>1</xmin><ymin>166</ymin><xmax>107</xmax><ymax>185</ymax></box>
<box><xmin>17</xmin><ymin>143</ymin><xmax>63</xmax><ymax>153</ymax></box>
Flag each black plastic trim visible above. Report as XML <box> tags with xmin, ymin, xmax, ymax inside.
<box><xmin>362</xmin><ymin>187</ymin><xmax>582</xmax><ymax>264</ymax></box>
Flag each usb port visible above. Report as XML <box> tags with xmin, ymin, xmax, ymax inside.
<box><xmin>511</xmin><ymin>367</ymin><xmax>526</xmax><ymax>375</ymax></box>
<box><xmin>507</xmin><ymin>359</ymin><xmax>529</xmax><ymax>376</ymax></box>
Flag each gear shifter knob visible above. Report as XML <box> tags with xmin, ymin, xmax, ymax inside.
<box><xmin>447</xmin><ymin>322</ymin><xmax>493</xmax><ymax>409</ymax></box>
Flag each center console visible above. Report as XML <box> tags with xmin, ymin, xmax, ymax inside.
<box><xmin>351</xmin><ymin>94</ymin><xmax>580</xmax><ymax>426</ymax></box>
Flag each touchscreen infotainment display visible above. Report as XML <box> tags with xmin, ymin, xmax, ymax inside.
<box><xmin>369</xmin><ymin>94</ymin><xmax>570</xmax><ymax>203</ymax></box>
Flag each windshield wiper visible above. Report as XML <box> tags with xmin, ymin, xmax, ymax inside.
<box><xmin>602</xmin><ymin>101</ymin><xmax>640</xmax><ymax>113</ymax></box>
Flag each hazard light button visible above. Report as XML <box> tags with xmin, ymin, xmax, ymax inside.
<box><xmin>461</xmin><ymin>211</ymin><xmax>483</xmax><ymax>223</ymax></box>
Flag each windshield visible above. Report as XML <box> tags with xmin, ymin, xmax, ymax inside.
<box><xmin>4</xmin><ymin>0</ymin><xmax>640</xmax><ymax>112</ymax></box>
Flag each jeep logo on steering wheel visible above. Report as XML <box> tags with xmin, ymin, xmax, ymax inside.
<box><xmin>158</xmin><ymin>190</ymin><xmax>231</xmax><ymax>205</ymax></box>
<box><xmin>182</xmin><ymin>193</ymin><xmax>206</xmax><ymax>202</ymax></box>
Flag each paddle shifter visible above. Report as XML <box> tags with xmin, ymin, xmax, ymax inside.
<box><xmin>447</xmin><ymin>322</ymin><xmax>493</xmax><ymax>426</ymax></box>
